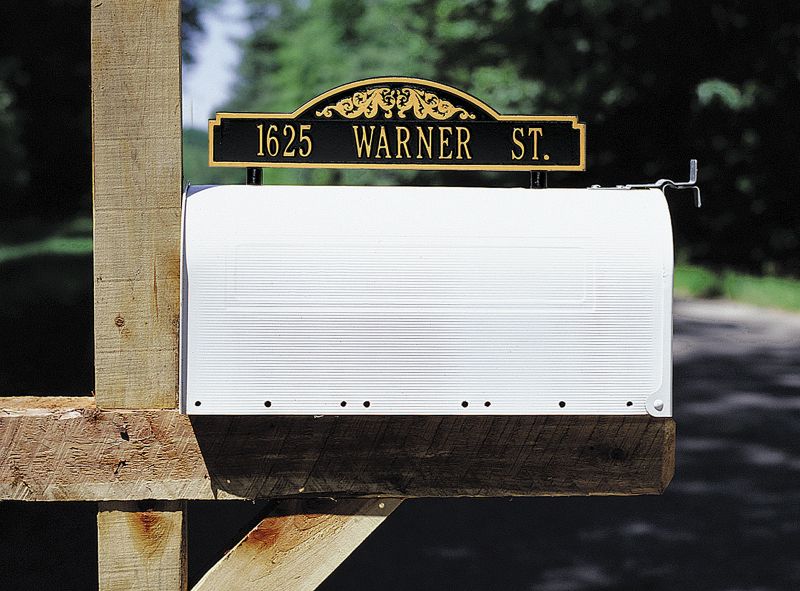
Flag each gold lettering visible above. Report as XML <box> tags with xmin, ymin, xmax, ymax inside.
<box><xmin>528</xmin><ymin>127</ymin><xmax>543</xmax><ymax>160</ymax></box>
<box><xmin>396</xmin><ymin>126</ymin><xmax>411</xmax><ymax>158</ymax></box>
<box><xmin>439</xmin><ymin>126</ymin><xmax>453</xmax><ymax>160</ymax></box>
<box><xmin>511</xmin><ymin>127</ymin><xmax>525</xmax><ymax>160</ymax></box>
<box><xmin>375</xmin><ymin>126</ymin><xmax>391</xmax><ymax>159</ymax></box>
<box><xmin>417</xmin><ymin>126</ymin><xmax>433</xmax><ymax>159</ymax></box>
<box><xmin>298</xmin><ymin>124</ymin><xmax>312</xmax><ymax>157</ymax></box>
<box><xmin>455</xmin><ymin>127</ymin><xmax>472</xmax><ymax>160</ymax></box>
<box><xmin>265</xmin><ymin>124</ymin><xmax>279</xmax><ymax>157</ymax></box>
<box><xmin>257</xmin><ymin>124</ymin><xmax>265</xmax><ymax>156</ymax></box>
<box><xmin>352</xmin><ymin>125</ymin><xmax>375</xmax><ymax>158</ymax></box>
<box><xmin>282</xmin><ymin>124</ymin><xmax>296</xmax><ymax>157</ymax></box>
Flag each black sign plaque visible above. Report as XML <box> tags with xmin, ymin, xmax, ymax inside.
<box><xmin>209</xmin><ymin>77</ymin><xmax>586</xmax><ymax>171</ymax></box>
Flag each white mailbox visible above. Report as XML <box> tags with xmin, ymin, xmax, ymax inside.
<box><xmin>181</xmin><ymin>184</ymin><xmax>673</xmax><ymax>416</ymax></box>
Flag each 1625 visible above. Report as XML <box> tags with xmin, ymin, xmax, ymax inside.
<box><xmin>256</xmin><ymin>123</ymin><xmax>313</xmax><ymax>158</ymax></box>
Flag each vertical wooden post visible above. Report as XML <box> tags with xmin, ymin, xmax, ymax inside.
<box><xmin>91</xmin><ymin>1</ymin><xmax>186</xmax><ymax>587</ymax></box>
<box><xmin>91</xmin><ymin>0</ymin><xmax>183</xmax><ymax>410</ymax></box>
<box><xmin>98</xmin><ymin>502</ymin><xmax>187</xmax><ymax>591</ymax></box>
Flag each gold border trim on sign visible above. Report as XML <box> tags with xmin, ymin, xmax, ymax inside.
<box><xmin>208</xmin><ymin>76</ymin><xmax>586</xmax><ymax>171</ymax></box>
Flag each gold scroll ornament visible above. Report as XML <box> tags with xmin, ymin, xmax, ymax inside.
<box><xmin>316</xmin><ymin>86</ymin><xmax>476</xmax><ymax>121</ymax></box>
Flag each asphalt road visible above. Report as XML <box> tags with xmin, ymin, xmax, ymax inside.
<box><xmin>318</xmin><ymin>299</ymin><xmax>800</xmax><ymax>591</ymax></box>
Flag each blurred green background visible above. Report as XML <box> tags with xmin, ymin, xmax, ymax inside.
<box><xmin>1</xmin><ymin>0</ymin><xmax>799</xmax><ymax>394</ymax></box>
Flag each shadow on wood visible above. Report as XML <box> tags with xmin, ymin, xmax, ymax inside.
<box><xmin>190</xmin><ymin>415</ymin><xmax>675</xmax><ymax>499</ymax></box>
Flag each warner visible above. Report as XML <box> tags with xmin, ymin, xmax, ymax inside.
<box><xmin>351</xmin><ymin>124</ymin><xmax>472</xmax><ymax>160</ymax></box>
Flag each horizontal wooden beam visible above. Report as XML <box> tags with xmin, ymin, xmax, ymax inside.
<box><xmin>0</xmin><ymin>398</ymin><xmax>674</xmax><ymax>501</ymax></box>
<box><xmin>0</xmin><ymin>396</ymin><xmax>95</xmax><ymax>414</ymax></box>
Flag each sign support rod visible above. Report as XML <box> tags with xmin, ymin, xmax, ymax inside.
<box><xmin>530</xmin><ymin>170</ymin><xmax>548</xmax><ymax>189</ymax></box>
<box><xmin>246</xmin><ymin>167</ymin><xmax>263</xmax><ymax>185</ymax></box>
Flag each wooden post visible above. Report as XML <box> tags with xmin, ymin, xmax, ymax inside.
<box><xmin>91</xmin><ymin>0</ymin><xmax>183</xmax><ymax>410</ymax></box>
<box><xmin>97</xmin><ymin>501</ymin><xmax>187</xmax><ymax>591</ymax></box>
<box><xmin>91</xmin><ymin>1</ymin><xmax>187</xmax><ymax>587</ymax></box>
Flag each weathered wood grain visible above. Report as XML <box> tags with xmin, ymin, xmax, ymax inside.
<box><xmin>98</xmin><ymin>501</ymin><xmax>187</xmax><ymax>591</ymax></box>
<box><xmin>193</xmin><ymin>498</ymin><xmax>401</xmax><ymax>591</ymax></box>
<box><xmin>0</xmin><ymin>401</ymin><xmax>674</xmax><ymax>501</ymax></box>
<box><xmin>0</xmin><ymin>396</ymin><xmax>94</xmax><ymax>414</ymax></box>
<box><xmin>91</xmin><ymin>0</ymin><xmax>182</xmax><ymax>409</ymax></box>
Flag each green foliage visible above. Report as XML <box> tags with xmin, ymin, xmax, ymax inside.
<box><xmin>0</xmin><ymin>1</ymin><xmax>215</xmax><ymax>231</ymax></box>
<box><xmin>0</xmin><ymin>2</ymin><xmax>90</xmax><ymax>224</ymax></box>
<box><xmin>720</xmin><ymin>272</ymin><xmax>800</xmax><ymax>312</ymax></box>
<box><xmin>674</xmin><ymin>265</ymin><xmax>722</xmax><ymax>299</ymax></box>
<box><xmin>183</xmin><ymin>129</ymin><xmax>242</xmax><ymax>185</ymax></box>
<box><xmin>0</xmin><ymin>75</ymin><xmax>25</xmax><ymax>195</ymax></box>
<box><xmin>182</xmin><ymin>0</ymin><xmax>223</xmax><ymax>64</ymax></box>
<box><xmin>0</xmin><ymin>214</ymin><xmax>90</xmax><ymax>268</ymax></box>
<box><xmin>225</xmin><ymin>0</ymin><xmax>800</xmax><ymax>276</ymax></box>
<box><xmin>674</xmin><ymin>265</ymin><xmax>800</xmax><ymax>312</ymax></box>
<box><xmin>696</xmin><ymin>79</ymin><xmax>759</xmax><ymax>111</ymax></box>
<box><xmin>0</xmin><ymin>220</ymin><xmax>92</xmax><ymax>265</ymax></box>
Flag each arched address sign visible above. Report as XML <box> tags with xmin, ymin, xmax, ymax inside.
<box><xmin>208</xmin><ymin>77</ymin><xmax>586</xmax><ymax>171</ymax></box>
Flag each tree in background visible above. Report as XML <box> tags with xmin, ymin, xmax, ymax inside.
<box><xmin>0</xmin><ymin>0</ymin><xmax>216</xmax><ymax>236</ymax></box>
<box><xmin>225</xmin><ymin>0</ymin><xmax>800</xmax><ymax>275</ymax></box>
<box><xmin>0</xmin><ymin>1</ymin><xmax>218</xmax><ymax>395</ymax></box>
<box><xmin>0</xmin><ymin>2</ymin><xmax>91</xmax><ymax>229</ymax></box>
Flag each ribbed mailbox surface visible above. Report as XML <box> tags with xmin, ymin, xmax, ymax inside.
<box><xmin>182</xmin><ymin>185</ymin><xmax>673</xmax><ymax>416</ymax></box>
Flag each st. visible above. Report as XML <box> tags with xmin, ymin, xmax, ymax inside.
<box><xmin>511</xmin><ymin>127</ymin><xmax>548</xmax><ymax>161</ymax></box>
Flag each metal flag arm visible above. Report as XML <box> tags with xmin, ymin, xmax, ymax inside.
<box><xmin>591</xmin><ymin>159</ymin><xmax>702</xmax><ymax>207</ymax></box>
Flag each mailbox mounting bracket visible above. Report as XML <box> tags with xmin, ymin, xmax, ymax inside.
<box><xmin>591</xmin><ymin>159</ymin><xmax>701</xmax><ymax>207</ymax></box>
